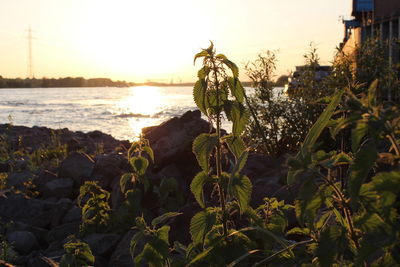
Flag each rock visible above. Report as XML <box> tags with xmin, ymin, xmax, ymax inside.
<box><xmin>83</xmin><ymin>233</ymin><xmax>120</xmax><ymax>256</ymax></box>
<box><xmin>109</xmin><ymin>230</ymin><xmax>145</xmax><ymax>267</ymax></box>
<box><xmin>58</xmin><ymin>152</ymin><xmax>94</xmax><ymax>186</ymax></box>
<box><xmin>250</xmin><ymin>178</ymin><xmax>282</xmax><ymax>207</ymax></box>
<box><xmin>62</xmin><ymin>206</ymin><xmax>82</xmax><ymax>224</ymax></box>
<box><xmin>92</xmin><ymin>154</ymin><xmax>129</xmax><ymax>190</ymax></box>
<box><xmin>42</xmin><ymin>178</ymin><xmax>74</xmax><ymax>199</ymax></box>
<box><xmin>0</xmin><ymin>162</ymin><xmax>10</xmax><ymax>172</ymax></box>
<box><xmin>7</xmin><ymin>231</ymin><xmax>39</xmax><ymax>254</ymax></box>
<box><xmin>0</xmin><ymin>193</ymin><xmax>70</xmax><ymax>229</ymax></box>
<box><xmin>142</xmin><ymin>110</ymin><xmax>210</xmax><ymax>168</ymax></box>
<box><xmin>46</xmin><ymin>222</ymin><xmax>80</xmax><ymax>244</ymax></box>
<box><xmin>169</xmin><ymin>202</ymin><xmax>202</xmax><ymax>245</ymax></box>
<box><xmin>6</xmin><ymin>171</ymin><xmax>32</xmax><ymax>190</ymax></box>
<box><xmin>33</xmin><ymin>170</ymin><xmax>58</xmax><ymax>196</ymax></box>
<box><xmin>9</xmin><ymin>221</ymin><xmax>48</xmax><ymax>247</ymax></box>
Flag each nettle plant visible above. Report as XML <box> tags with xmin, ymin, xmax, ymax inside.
<box><xmin>187</xmin><ymin>43</ymin><xmax>255</xmax><ymax>262</ymax></box>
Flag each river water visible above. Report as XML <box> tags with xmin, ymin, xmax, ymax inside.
<box><xmin>0</xmin><ymin>86</ymin><xmax>236</xmax><ymax>141</ymax></box>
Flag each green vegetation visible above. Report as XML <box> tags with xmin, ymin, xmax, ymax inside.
<box><xmin>0</xmin><ymin>39</ymin><xmax>398</xmax><ymax>266</ymax></box>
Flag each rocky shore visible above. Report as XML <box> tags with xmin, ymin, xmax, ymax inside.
<box><xmin>0</xmin><ymin>110</ymin><xmax>291</xmax><ymax>266</ymax></box>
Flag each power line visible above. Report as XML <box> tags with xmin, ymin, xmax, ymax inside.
<box><xmin>27</xmin><ymin>26</ymin><xmax>34</xmax><ymax>78</ymax></box>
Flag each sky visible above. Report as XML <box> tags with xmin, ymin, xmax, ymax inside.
<box><xmin>0</xmin><ymin>0</ymin><xmax>352</xmax><ymax>83</ymax></box>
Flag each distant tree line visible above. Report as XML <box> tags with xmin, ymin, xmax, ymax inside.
<box><xmin>0</xmin><ymin>76</ymin><xmax>133</xmax><ymax>88</ymax></box>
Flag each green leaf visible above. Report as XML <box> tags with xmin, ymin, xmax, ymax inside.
<box><xmin>354</xmin><ymin>213</ymin><xmax>388</xmax><ymax>234</ymax></box>
<box><xmin>190</xmin><ymin>208</ymin><xmax>217</xmax><ymax>246</ymax></box>
<box><xmin>348</xmin><ymin>143</ymin><xmax>377</xmax><ymax>210</ymax></box>
<box><xmin>130</xmin><ymin>231</ymin><xmax>144</xmax><ymax>257</ymax></box>
<box><xmin>295</xmin><ymin>180</ymin><xmax>324</xmax><ymax>225</ymax></box>
<box><xmin>316</xmin><ymin>226</ymin><xmax>342</xmax><ymax>267</ymax></box>
<box><xmin>193</xmin><ymin>79</ymin><xmax>208</xmax><ymax>115</ymax></box>
<box><xmin>225</xmin><ymin>101</ymin><xmax>250</xmax><ymax>136</ymax></box>
<box><xmin>229</xmin><ymin>174</ymin><xmax>252</xmax><ymax>214</ymax></box>
<box><xmin>351</xmin><ymin>121</ymin><xmax>368</xmax><ymax>152</ymax></box>
<box><xmin>151</xmin><ymin>212</ymin><xmax>182</xmax><ymax>227</ymax></box>
<box><xmin>333</xmin><ymin>152</ymin><xmax>352</xmax><ymax>166</ymax></box>
<box><xmin>288</xmin><ymin>91</ymin><xmax>343</xmax><ymax>185</ymax></box>
<box><xmin>194</xmin><ymin>50</ymin><xmax>209</xmax><ymax>64</ymax></box>
<box><xmin>198</xmin><ymin>66</ymin><xmax>210</xmax><ymax>79</ymax></box>
<box><xmin>130</xmin><ymin>156</ymin><xmax>149</xmax><ymax>176</ymax></box>
<box><xmin>217</xmin><ymin>54</ymin><xmax>239</xmax><ymax>77</ymax></box>
<box><xmin>231</xmin><ymin>151</ymin><xmax>248</xmax><ymax>175</ymax></box>
<box><xmin>190</xmin><ymin>171</ymin><xmax>210</xmax><ymax>208</ymax></box>
<box><xmin>286</xmin><ymin>227</ymin><xmax>311</xmax><ymax>236</ymax></box>
<box><xmin>300</xmin><ymin>90</ymin><xmax>343</xmax><ymax>157</ymax></box>
<box><xmin>224</xmin><ymin>135</ymin><xmax>246</xmax><ymax>159</ymax></box>
<box><xmin>368</xmin><ymin>79</ymin><xmax>378</xmax><ymax>108</ymax></box>
<box><xmin>371</xmin><ymin>171</ymin><xmax>400</xmax><ymax>193</ymax></box>
<box><xmin>227</xmin><ymin>77</ymin><xmax>245</xmax><ymax>103</ymax></box>
<box><xmin>120</xmin><ymin>173</ymin><xmax>134</xmax><ymax>194</ymax></box>
<box><xmin>142</xmin><ymin>145</ymin><xmax>154</xmax><ymax>162</ymax></box>
<box><xmin>192</xmin><ymin>133</ymin><xmax>218</xmax><ymax>172</ymax></box>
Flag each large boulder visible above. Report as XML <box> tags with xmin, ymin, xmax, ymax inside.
<box><xmin>109</xmin><ymin>230</ymin><xmax>145</xmax><ymax>267</ymax></box>
<box><xmin>42</xmin><ymin>178</ymin><xmax>74</xmax><ymax>199</ymax></box>
<box><xmin>92</xmin><ymin>154</ymin><xmax>129</xmax><ymax>190</ymax></box>
<box><xmin>58</xmin><ymin>152</ymin><xmax>94</xmax><ymax>186</ymax></box>
<box><xmin>0</xmin><ymin>194</ymin><xmax>70</xmax><ymax>229</ymax></box>
<box><xmin>6</xmin><ymin>231</ymin><xmax>39</xmax><ymax>254</ymax></box>
<box><xmin>83</xmin><ymin>233</ymin><xmax>120</xmax><ymax>256</ymax></box>
<box><xmin>142</xmin><ymin>110</ymin><xmax>210</xmax><ymax>169</ymax></box>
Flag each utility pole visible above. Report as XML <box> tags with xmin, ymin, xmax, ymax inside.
<box><xmin>27</xmin><ymin>26</ymin><xmax>34</xmax><ymax>79</ymax></box>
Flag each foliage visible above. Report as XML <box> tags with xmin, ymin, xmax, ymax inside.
<box><xmin>130</xmin><ymin>213</ymin><xmax>181</xmax><ymax>266</ymax></box>
<box><xmin>77</xmin><ymin>181</ymin><xmax>111</xmax><ymax>235</ymax></box>
<box><xmin>286</xmin><ymin>80</ymin><xmax>400</xmax><ymax>265</ymax></box>
<box><xmin>59</xmin><ymin>237</ymin><xmax>95</xmax><ymax>267</ymax></box>
<box><xmin>244</xmin><ymin>47</ymin><xmax>332</xmax><ymax>156</ymax></box>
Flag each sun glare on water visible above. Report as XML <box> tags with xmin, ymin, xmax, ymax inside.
<box><xmin>116</xmin><ymin>86</ymin><xmax>165</xmax><ymax>138</ymax></box>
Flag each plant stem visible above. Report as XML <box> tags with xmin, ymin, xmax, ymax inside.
<box><xmin>213</xmin><ymin>61</ymin><xmax>228</xmax><ymax>236</ymax></box>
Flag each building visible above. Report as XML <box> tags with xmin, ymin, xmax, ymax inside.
<box><xmin>341</xmin><ymin>0</ymin><xmax>400</xmax><ymax>64</ymax></box>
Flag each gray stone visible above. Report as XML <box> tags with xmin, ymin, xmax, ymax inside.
<box><xmin>142</xmin><ymin>110</ymin><xmax>210</xmax><ymax>168</ymax></box>
<box><xmin>7</xmin><ymin>231</ymin><xmax>39</xmax><ymax>254</ymax></box>
<box><xmin>61</xmin><ymin>206</ymin><xmax>82</xmax><ymax>224</ymax></box>
<box><xmin>43</xmin><ymin>178</ymin><xmax>74</xmax><ymax>199</ymax></box>
<box><xmin>83</xmin><ymin>233</ymin><xmax>120</xmax><ymax>256</ymax></box>
<box><xmin>58</xmin><ymin>152</ymin><xmax>94</xmax><ymax>186</ymax></box>
<box><xmin>6</xmin><ymin>171</ymin><xmax>32</xmax><ymax>190</ymax></box>
<box><xmin>109</xmin><ymin>230</ymin><xmax>141</xmax><ymax>267</ymax></box>
<box><xmin>46</xmin><ymin>222</ymin><xmax>80</xmax><ymax>244</ymax></box>
<box><xmin>92</xmin><ymin>154</ymin><xmax>128</xmax><ymax>190</ymax></box>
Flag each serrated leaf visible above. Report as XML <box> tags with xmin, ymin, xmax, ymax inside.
<box><xmin>198</xmin><ymin>66</ymin><xmax>210</xmax><ymax>79</ymax></box>
<box><xmin>130</xmin><ymin>156</ymin><xmax>149</xmax><ymax>176</ymax></box>
<box><xmin>316</xmin><ymin>226</ymin><xmax>342</xmax><ymax>267</ymax></box>
<box><xmin>225</xmin><ymin>101</ymin><xmax>250</xmax><ymax>136</ymax></box>
<box><xmin>227</xmin><ymin>77</ymin><xmax>245</xmax><ymax>103</ymax></box>
<box><xmin>151</xmin><ymin>212</ymin><xmax>182</xmax><ymax>227</ymax></box>
<box><xmin>355</xmin><ymin>213</ymin><xmax>388</xmax><ymax>233</ymax></box>
<box><xmin>192</xmin><ymin>133</ymin><xmax>218</xmax><ymax>172</ymax></box>
<box><xmin>142</xmin><ymin>145</ymin><xmax>154</xmax><ymax>162</ymax></box>
<box><xmin>371</xmin><ymin>171</ymin><xmax>400</xmax><ymax>193</ymax></box>
<box><xmin>190</xmin><ymin>171</ymin><xmax>210</xmax><ymax>208</ymax></box>
<box><xmin>348</xmin><ymin>143</ymin><xmax>377</xmax><ymax>210</ymax></box>
<box><xmin>190</xmin><ymin>209</ymin><xmax>217</xmax><ymax>246</ymax></box>
<box><xmin>193</xmin><ymin>79</ymin><xmax>208</xmax><ymax>115</ymax></box>
<box><xmin>229</xmin><ymin>174</ymin><xmax>252</xmax><ymax>214</ymax></box>
<box><xmin>286</xmin><ymin>227</ymin><xmax>311</xmax><ymax>236</ymax></box>
<box><xmin>120</xmin><ymin>173</ymin><xmax>134</xmax><ymax>194</ymax></box>
<box><xmin>217</xmin><ymin>54</ymin><xmax>239</xmax><ymax>77</ymax></box>
<box><xmin>224</xmin><ymin>135</ymin><xmax>246</xmax><ymax>159</ymax></box>
<box><xmin>333</xmin><ymin>152</ymin><xmax>352</xmax><ymax>166</ymax></box>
